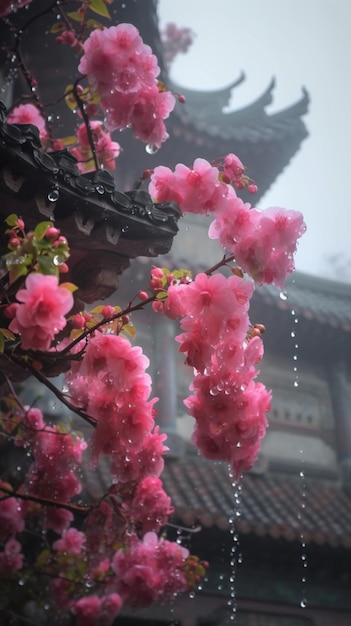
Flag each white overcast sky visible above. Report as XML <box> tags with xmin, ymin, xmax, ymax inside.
<box><xmin>158</xmin><ymin>0</ymin><xmax>351</xmax><ymax>281</ymax></box>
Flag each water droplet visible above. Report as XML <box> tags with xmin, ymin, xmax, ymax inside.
<box><xmin>145</xmin><ymin>144</ymin><xmax>159</xmax><ymax>155</ymax></box>
<box><xmin>121</xmin><ymin>226</ymin><xmax>129</xmax><ymax>233</ymax></box>
<box><xmin>300</xmin><ymin>598</ymin><xmax>307</xmax><ymax>608</ymax></box>
<box><xmin>95</xmin><ymin>185</ymin><xmax>105</xmax><ymax>195</ymax></box>
<box><xmin>279</xmin><ymin>291</ymin><xmax>288</xmax><ymax>300</ymax></box>
<box><xmin>48</xmin><ymin>189</ymin><xmax>59</xmax><ymax>202</ymax></box>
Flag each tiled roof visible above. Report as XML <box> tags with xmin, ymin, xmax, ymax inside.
<box><xmin>170</xmin><ymin>77</ymin><xmax>309</xmax><ymax>144</ymax></box>
<box><xmin>82</xmin><ymin>452</ymin><xmax>351</xmax><ymax>550</ymax></box>
<box><xmin>254</xmin><ymin>272</ymin><xmax>351</xmax><ymax>332</ymax></box>
<box><xmin>250</xmin><ymin>271</ymin><xmax>351</xmax><ymax>356</ymax></box>
<box><xmin>162</xmin><ymin>78</ymin><xmax>309</xmax><ymax>203</ymax></box>
<box><xmin>161</xmin><ymin>455</ymin><xmax>351</xmax><ymax>549</ymax></box>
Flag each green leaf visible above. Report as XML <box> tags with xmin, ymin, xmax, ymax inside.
<box><xmin>50</xmin><ymin>22</ymin><xmax>65</xmax><ymax>34</ymax></box>
<box><xmin>67</xmin><ymin>10</ymin><xmax>84</xmax><ymax>22</ymax></box>
<box><xmin>37</xmin><ymin>256</ymin><xmax>56</xmax><ymax>275</ymax></box>
<box><xmin>34</xmin><ymin>222</ymin><xmax>52</xmax><ymax>241</ymax></box>
<box><xmin>88</xmin><ymin>0</ymin><xmax>111</xmax><ymax>18</ymax></box>
<box><xmin>86</xmin><ymin>18</ymin><xmax>104</xmax><ymax>29</ymax></box>
<box><xmin>60</xmin><ymin>135</ymin><xmax>78</xmax><ymax>147</ymax></box>
<box><xmin>5</xmin><ymin>214</ymin><xmax>18</xmax><ymax>227</ymax></box>
<box><xmin>60</xmin><ymin>282</ymin><xmax>78</xmax><ymax>293</ymax></box>
<box><xmin>123</xmin><ymin>323</ymin><xmax>136</xmax><ymax>339</ymax></box>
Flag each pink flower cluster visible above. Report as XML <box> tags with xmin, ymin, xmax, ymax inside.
<box><xmin>155</xmin><ymin>271</ymin><xmax>271</xmax><ymax>478</ymax></box>
<box><xmin>20</xmin><ymin>406</ymin><xmax>87</xmax><ymax>533</ymax></box>
<box><xmin>74</xmin><ymin>594</ymin><xmax>122</xmax><ymax>626</ymax></box>
<box><xmin>8</xmin><ymin>103</ymin><xmax>48</xmax><ymax>143</ymax></box>
<box><xmin>149</xmin><ymin>156</ymin><xmax>306</xmax><ymax>289</ymax></box>
<box><xmin>161</xmin><ymin>22</ymin><xmax>194</xmax><ymax>65</ymax></box>
<box><xmin>209</xmin><ymin>188</ymin><xmax>306</xmax><ymax>288</ymax></box>
<box><xmin>0</xmin><ymin>538</ymin><xmax>23</xmax><ymax>573</ymax></box>
<box><xmin>8</xmin><ymin>273</ymin><xmax>73</xmax><ymax>351</ymax></box>
<box><xmin>0</xmin><ymin>481</ymin><xmax>24</xmax><ymax>542</ymax></box>
<box><xmin>66</xmin><ymin>332</ymin><xmax>168</xmax><ymax>486</ymax></box>
<box><xmin>122</xmin><ymin>476</ymin><xmax>174</xmax><ymax>534</ymax></box>
<box><xmin>112</xmin><ymin>532</ymin><xmax>189</xmax><ymax>607</ymax></box>
<box><xmin>78</xmin><ymin>23</ymin><xmax>175</xmax><ymax>149</ymax></box>
<box><xmin>70</xmin><ymin>121</ymin><xmax>120</xmax><ymax>173</ymax></box>
<box><xmin>149</xmin><ymin>158</ymin><xmax>228</xmax><ymax>214</ymax></box>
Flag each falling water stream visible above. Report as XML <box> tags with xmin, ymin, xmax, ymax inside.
<box><xmin>285</xmin><ymin>287</ymin><xmax>309</xmax><ymax>610</ymax></box>
<box><xmin>228</xmin><ymin>479</ymin><xmax>242</xmax><ymax>622</ymax></box>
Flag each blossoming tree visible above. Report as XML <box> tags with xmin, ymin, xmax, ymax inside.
<box><xmin>0</xmin><ymin>1</ymin><xmax>306</xmax><ymax>624</ymax></box>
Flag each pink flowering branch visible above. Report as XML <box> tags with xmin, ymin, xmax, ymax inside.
<box><xmin>0</xmin><ymin>484</ymin><xmax>92</xmax><ymax>516</ymax></box>
<box><xmin>72</xmin><ymin>78</ymin><xmax>100</xmax><ymax>171</ymax></box>
<box><xmin>8</xmin><ymin>352</ymin><xmax>98</xmax><ymax>427</ymax></box>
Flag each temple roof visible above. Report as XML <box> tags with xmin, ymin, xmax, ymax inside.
<box><xmin>170</xmin><ymin>76</ymin><xmax>309</xmax><ymax>142</ymax></box>
<box><xmin>156</xmin><ymin>76</ymin><xmax>310</xmax><ymax>203</ymax></box>
<box><xmin>161</xmin><ymin>453</ymin><xmax>351</xmax><ymax>549</ymax></box>
<box><xmin>81</xmin><ymin>451</ymin><xmax>351</xmax><ymax>550</ymax></box>
<box><xmin>251</xmin><ymin>271</ymin><xmax>351</xmax><ymax>358</ymax></box>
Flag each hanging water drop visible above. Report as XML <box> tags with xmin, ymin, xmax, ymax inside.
<box><xmin>145</xmin><ymin>144</ymin><xmax>159</xmax><ymax>155</ymax></box>
<box><xmin>48</xmin><ymin>189</ymin><xmax>59</xmax><ymax>202</ymax></box>
<box><xmin>279</xmin><ymin>291</ymin><xmax>288</xmax><ymax>301</ymax></box>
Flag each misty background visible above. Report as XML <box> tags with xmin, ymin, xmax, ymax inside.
<box><xmin>159</xmin><ymin>0</ymin><xmax>351</xmax><ymax>282</ymax></box>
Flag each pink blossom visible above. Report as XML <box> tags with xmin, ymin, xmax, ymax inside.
<box><xmin>161</xmin><ymin>22</ymin><xmax>194</xmax><ymax>64</ymax></box>
<box><xmin>148</xmin><ymin>165</ymin><xmax>183</xmax><ymax>204</ymax></box>
<box><xmin>112</xmin><ymin>533</ymin><xmax>189</xmax><ymax>607</ymax></box>
<box><xmin>112</xmin><ymin>542</ymin><xmax>160</xmax><ymax>607</ymax></box>
<box><xmin>208</xmin><ymin>188</ymin><xmax>256</xmax><ymax>246</ymax></box>
<box><xmin>56</xmin><ymin>30</ymin><xmax>78</xmax><ymax>48</ymax></box>
<box><xmin>8</xmin><ymin>103</ymin><xmax>47</xmax><ymax>142</ymax></box>
<box><xmin>53</xmin><ymin>528</ymin><xmax>86</xmax><ymax>555</ymax></box>
<box><xmin>79</xmin><ymin>24</ymin><xmax>159</xmax><ymax>94</ymax></box>
<box><xmin>160</xmin><ymin>281</ymin><xmax>187</xmax><ymax>319</ymax></box>
<box><xmin>179</xmin><ymin>272</ymin><xmax>240</xmax><ymax>328</ymax></box>
<box><xmin>0</xmin><ymin>538</ymin><xmax>24</xmax><ymax>572</ymax></box>
<box><xmin>101</xmin><ymin>91</ymin><xmax>135</xmax><ymax>133</ymax></box>
<box><xmin>70</xmin><ymin>122</ymin><xmax>120</xmax><ymax>172</ymax></box>
<box><xmin>124</xmin><ymin>476</ymin><xmax>173</xmax><ymax>533</ymax></box>
<box><xmin>129</xmin><ymin>85</ymin><xmax>175</xmax><ymax>148</ymax></box>
<box><xmin>74</xmin><ymin>596</ymin><xmax>100</xmax><ymax>626</ymax></box>
<box><xmin>78</xmin><ymin>24</ymin><xmax>175</xmax><ymax>146</ymax></box>
<box><xmin>149</xmin><ymin>159</ymin><xmax>228</xmax><ymax>215</ymax></box>
<box><xmin>45</xmin><ymin>508</ymin><xmax>74</xmax><ymax>534</ymax></box>
<box><xmin>73</xmin><ymin>594</ymin><xmax>122</xmax><ymax>626</ymax></box>
<box><xmin>224</xmin><ymin>153</ymin><xmax>245</xmax><ymax>177</ymax></box>
<box><xmin>110</xmin><ymin>426</ymin><xmax>168</xmax><ymax>483</ymax></box>
<box><xmin>209</xmin><ymin>198</ymin><xmax>306</xmax><ymax>288</ymax></box>
<box><xmin>99</xmin><ymin>594</ymin><xmax>123</xmax><ymax>625</ymax></box>
<box><xmin>0</xmin><ymin>484</ymin><xmax>24</xmax><ymax>541</ymax></box>
<box><xmin>13</xmin><ymin>406</ymin><xmax>45</xmax><ymax>447</ymax></box>
<box><xmin>9</xmin><ymin>273</ymin><xmax>73</xmax><ymax>351</ymax></box>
